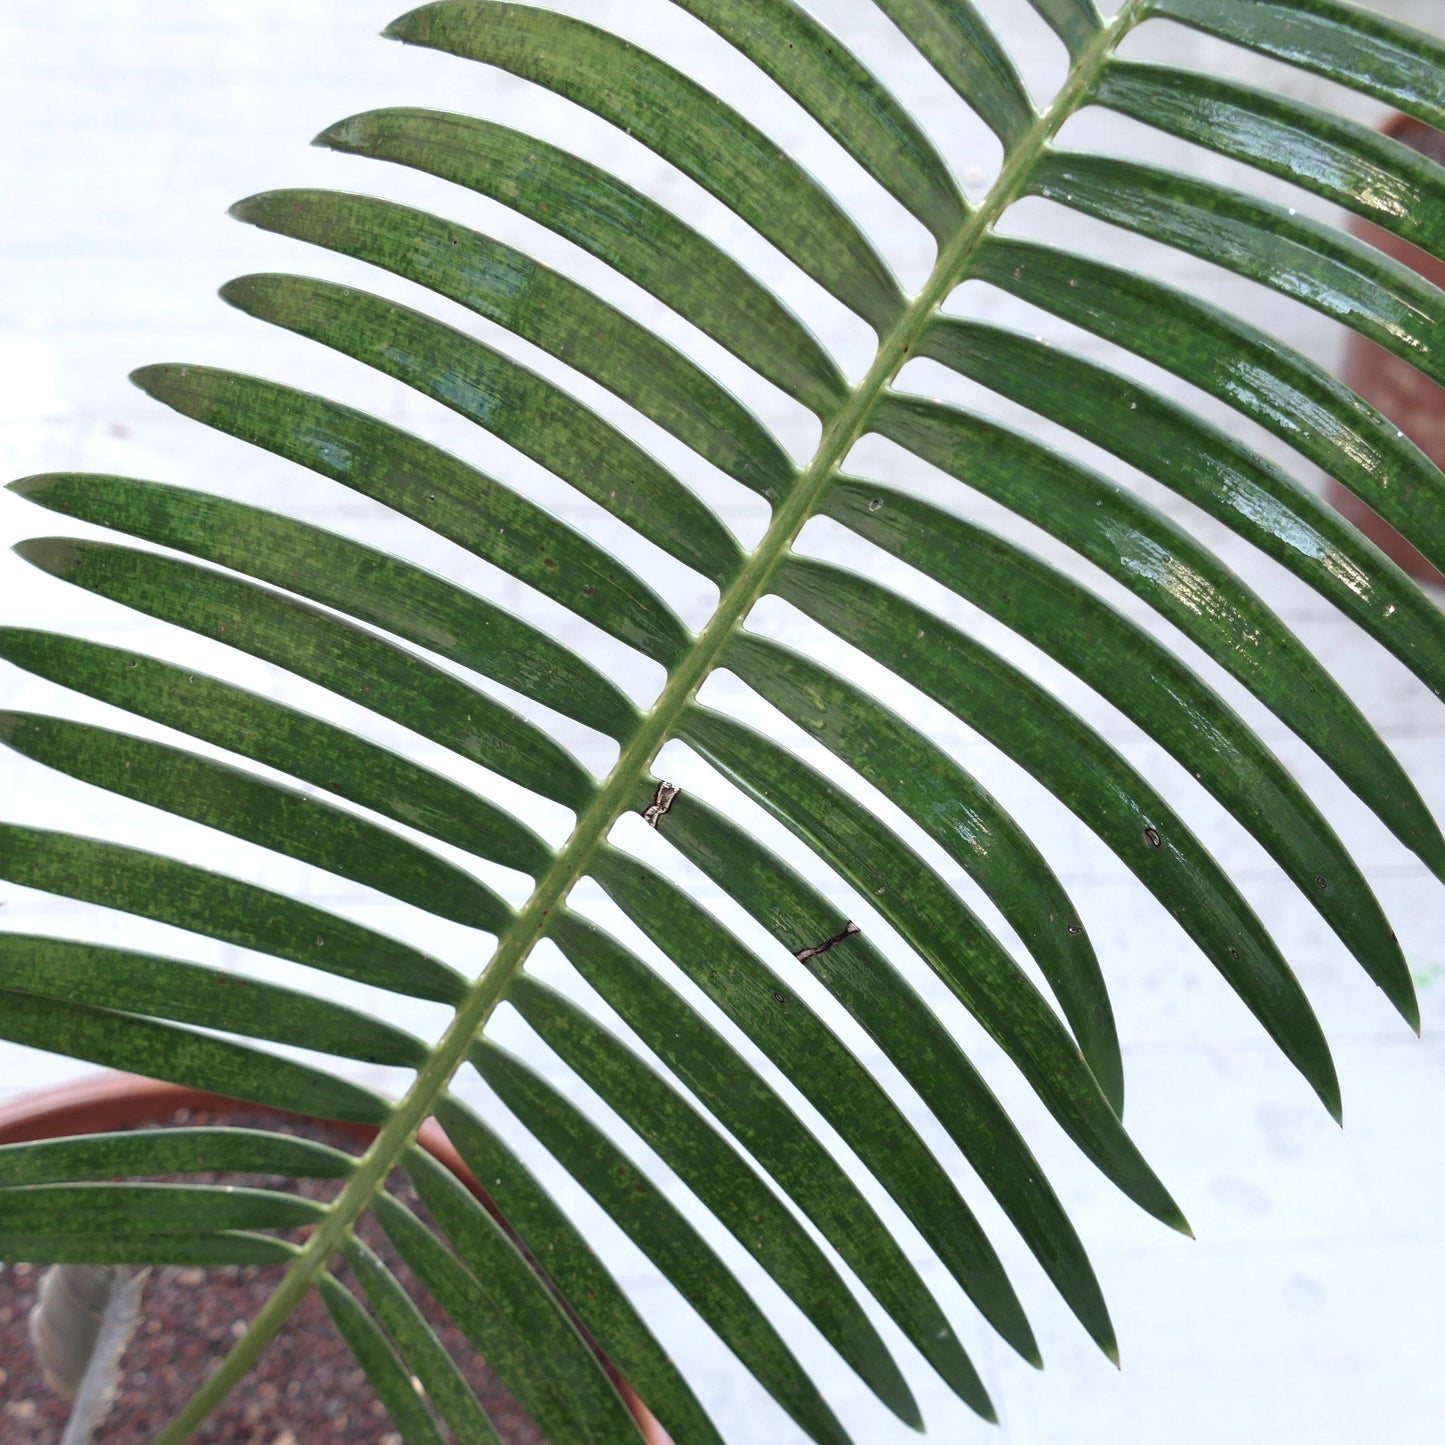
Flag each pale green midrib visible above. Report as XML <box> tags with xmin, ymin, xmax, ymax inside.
<box><xmin>153</xmin><ymin>10</ymin><xmax>1139</xmax><ymax>1440</ymax></box>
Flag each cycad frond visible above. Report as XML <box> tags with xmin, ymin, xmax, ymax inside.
<box><xmin>2</xmin><ymin>2</ymin><xmax>1442</xmax><ymax>1440</ymax></box>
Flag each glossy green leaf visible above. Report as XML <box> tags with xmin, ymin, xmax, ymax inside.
<box><xmin>11</xmin><ymin>476</ymin><xmax>638</xmax><ymax>741</ymax></box>
<box><xmin>8</xmin><ymin>540</ymin><xmax>597</xmax><ymax>808</ymax></box>
<box><xmin>911</xmin><ymin>326</ymin><xmax>1445</xmax><ymax>706</ymax></box>
<box><xmin>319</xmin><ymin>1271</ymin><xmax>450</xmax><ymax>1445</ymax></box>
<box><xmin>433</xmin><ymin>1094</ymin><xmax>727</xmax><ymax>1445</ymax></box>
<box><xmin>343</xmin><ymin>1236</ymin><xmax>505</xmax><ymax>1445</ymax></box>
<box><xmin>864</xmin><ymin>407</ymin><xmax>1445</xmax><ymax>874</ymax></box>
<box><xmin>0</xmin><ymin>933</ymin><xmax>428</xmax><ymax>1067</ymax></box>
<box><xmin>811</xmin><ymin>488</ymin><xmax>1417</xmax><ymax>1025</ymax></box>
<box><xmin>471</xmin><ymin>1042</ymin><xmax>861</xmax><ymax>1443</ymax></box>
<box><xmin>385</xmin><ymin>2</ymin><xmax>906</xmax><ymax>336</ymax></box>
<box><xmin>1143</xmin><ymin>0</ymin><xmax>1445</xmax><ymax>127</ymax></box>
<box><xmin>0</xmin><ymin>1128</ymin><xmax>356</xmax><ymax>1188</ymax></box>
<box><xmin>1091</xmin><ymin>60</ymin><xmax>1445</xmax><ymax>261</ymax></box>
<box><xmin>0</xmin><ymin>630</ymin><xmax>551</xmax><ymax>878</ymax></box>
<box><xmin>672</xmin><ymin>0</ymin><xmax>965</xmax><ymax>241</ymax></box>
<box><xmin>974</xmin><ymin>235</ymin><xmax>1445</xmax><ymax>575</ymax></box>
<box><xmin>0</xmin><ymin>711</ymin><xmax>511</xmax><ymax>932</ymax></box>
<box><xmin>394</xmin><ymin>1147</ymin><xmax>645</xmax><ymax>1444</ymax></box>
<box><xmin>0</xmin><ymin>825</ymin><xmax>467</xmax><ymax>1005</ymax></box>
<box><xmin>6</xmin><ymin>3</ymin><xmax>1445</xmax><ymax>1440</ymax></box>
<box><xmin>721</xmin><ymin>632</ymin><xmax>1124</xmax><ymax>1105</ymax></box>
<box><xmin>647</xmin><ymin>790</ymin><xmax>1118</xmax><ymax>1360</ymax></box>
<box><xmin>0</xmin><ymin>1182</ymin><xmax>324</xmax><ymax>1235</ymax></box>
<box><xmin>872</xmin><ymin>0</ymin><xmax>1033</xmax><ymax>148</ymax></box>
<box><xmin>768</xmin><ymin>559</ymin><xmax>1342</xmax><ymax>1120</ymax></box>
<box><xmin>550</xmin><ymin>904</ymin><xmax>1080</xmax><ymax>1378</ymax></box>
<box><xmin>590</xmin><ymin>845</ymin><xmax>1036</xmax><ymax>1378</ymax></box>
<box><xmin>504</xmin><ymin>972</ymin><xmax>920</xmax><ymax>1427</ymax></box>
<box><xmin>1025</xmin><ymin>151</ymin><xmax>1445</xmax><ymax>387</ymax></box>
<box><xmin>222</xmin><ymin>273</ymin><xmax>744</xmax><ymax>586</ymax></box>
<box><xmin>132</xmin><ymin>362</ymin><xmax>690</xmax><ymax>667</ymax></box>
<box><xmin>229</xmin><ymin>191</ymin><xmax>795</xmax><ymax>503</ymax></box>
<box><xmin>1027</xmin><ymin>0</ymin><xmax>1103</xmax><ymax>57</ymax></box>
<box><xmin>0</xmin><ymin>1233</ymin><xmax>297</xmax><ymax>1268</ymax></box>
<box><xmin>0</xmin><ymin>990</ymin><xmax>390</xmax><ymax>1124</ymax></box>
<box><xmin>315</xmin><ymin>107</ymin><xmax>847</xmax><ymax>416</ymax></box>
<box><xmin>677</xmin><ymin>703</ymin><xmax>1199</xmax><ymax>1212</ymax></box>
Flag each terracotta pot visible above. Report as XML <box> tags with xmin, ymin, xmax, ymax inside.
<box><xmin>1334</xmin><ymin>111</ymin><xmax>1445</xmax><ymax>586</ymax></box>
<box><xmin>0</xmin><ymin>1071</ymin><xmax>668</xmax><ymax>1444</ymax></box>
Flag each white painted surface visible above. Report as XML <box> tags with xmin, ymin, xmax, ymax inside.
<box><xmin>1</xmin><ymin>3</ymin><xmax>1442</xmax><ymax>1442</ymax></box>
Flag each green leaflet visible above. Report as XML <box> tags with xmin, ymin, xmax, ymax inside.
<box><xmin>342</xmin><ymin>1239</ymin><xmax>505</xmax><ymax>1445</ymax></box>
<box><xmin>720</xmin><ymin>632</ymin><xmax>1125</xmax><ymax>1104</ymax></box>
<box><xmin>873</xmin><ymin>0</ymin><xmax>1034</xmax><ymax>148</ymax></box>
<box><xmin>860</xmin><ymin>408</ymin><xmax>1445</xmax><ymax>874</ymax></box>
<box><xmin>374</xmin><ymin>1180</ymin><xmax>640</xmax><ymax>1445</ymax></box>
<box><xmin>768</xmin><ymin>559</ymin><xmax>1342</xmax><ymax>1121</ymax></box>
<box><xmin>0</xmin><ymin>1129</ymin><xmax>355</xmax><ymax>1187</ymax></box>
<box><xmin>471</xmin><ymin>1042</ymin><xmax>862</xmax><ymax>1443</ymax></box>
<box><xmin>132</xmin><ymin>362</ymin><xmax>691</xmax><ymax>667</ymax></box>
<box><xmin>677</xmin><ymin>705</ymin><xmax>1197</xmax><ymax>1214</ymax></box>
<box><xmin>315</xmin><ymin>107</ymin><xmax>847</xmax><ymax>416</ymax></box>
<box><xmin>626</xmin><ymin>796</ymin><xmax>1118</xmax><ymax>1361</ymax></box>
<box><xmin>974</xmin><ymin>235</ymin><xmax>1445</xmax><ymax>576</ymax></box>
<box><xmin>545</xmin><ymin>909</ymin><xmax>994</xmax><ymax>1398</ymax></box>
<box><xmin>0</xmin><ymin>933</ymin><xmax>428</xmax><ymax>1068</ymax></box>
<box><xmin>0</xmin><ymin>991</ymin><xmax>389</xmax><ymax>1124</ymax></box>
<box><xmin>0</xmin><ymin>826</ymin><xmax>468</xmax><ymax>1005</ymax></box>
<box><xmin>591</xmin><ymin>844</ymin><xmax>1039</xmax><ymax>1375</ymax></box>
<box><xmin>11</xmin><ymin>476</ymin><xmax>638</xmax><ymax>741</ymax></box>
<box><xmin>6</xmin><ymin>1</ymin><xmax>1445</xmax><ymax>1440</ymax></box>
<box><xmin>229</xmin><ymin>190</ymin><xmax>796</xmax><ymax>504</ymax></box>
<box><xmin>1144</xmin><ymin>0</ymin><xmax>1445</xmax><ymax>127</ymax></box>
<box><xmin>0</xmin><ymin>1183</ymin><xmax>324</xmax><ymax>1236</ymax></box>
<box><xmin>0</xmin><ymin>1234</ymin><xmax>297</xmax><ymax>1268</ymax></box>
<box><xmin>1090</xmin><ymin>60</ymin><xmax>1445</xmax><ymax>260</ymax></box>
<box><xmin>385</xmin><ymin>2</ymin><xmax>907</xmax><ymax>336</ymax></box>
<box><xmin>0</xmin><ymin>630</ymin><xmax>552</xmax><ymax>879</ymax></box>
<box><xmin>319</xmin><ymin>1272</ymin><xmax>451</xmax><ymax>1445</ymax></box>
<box><xmin>1025</xmin><ymin>152</ymin><xmax>1445</xmax><ymax>388</ymax></box>
<box><xmin>671</xmin><ymin>0</ymin><xmax>966</xmax><ymax>242</ymax></box>
<box><xmin>0</xmin><ymin>712</ymin><xmax>512</xmax><ymax>933</ymax></box>
<box><xmin>910</xmin><ymin>326</ymin><xmax>1445</xmax><ymax>706</ymax></box>
<box><xmin>1028</xmin><ymin>0</ymin><xmax>1105</xmax><ymax>56</ymax></box>
<box><xmin>435</xmin><ymin>1094</ymin><xmax>725</xmax><ymax>1445</ymax></box>
<box><xmin>504</xmin><ymin>972</ymin><xmax>920</xmax><ymax>1427</ymax></box>
<box><xmin>220</xmin><ymin>273</ymin><xmax>746</xmax><ymax>588</ymax></box>
<box><xmin>812</xmin><ymin>487</ymin><xmax>1417</xmax><ymax>1025</ymax></box>
<box><xmin>9</xmin><ymin>545</ymin><xmax>595</xmax><ymax>810</ymax></box>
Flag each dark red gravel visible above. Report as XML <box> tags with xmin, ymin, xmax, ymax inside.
<box><xmin>0</xmin><ymin>1106</ymin><xmax>546</xmax><ymax>1444</ymax></box>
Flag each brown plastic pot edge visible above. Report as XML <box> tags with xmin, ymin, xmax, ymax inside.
<box><xmin>0</xmin><ymin>1071</ymin><xmax>670</xmax><ymax>1445</ymax></box>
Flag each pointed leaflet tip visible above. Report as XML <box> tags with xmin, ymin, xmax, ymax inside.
<box><xmin>217</xmin><ymin>275</ymin><xmax>269</xmax><ymax>318</ymax></box>
<box><xmin>1398</xmin><ymin>980</ymin><xmax>1423</xmax><ymax>1038</ymax></box>
<box><xmin>8</xmin><ymin>474</ymin><xmax>58</xmax><ymax>502</ymax></box>
<box><xmin>312</xmin><ymin>117</ymin><xmax>356</xmax><ymax>150</ymax></box>
<box><xmin>312</xmin><ymin>111</ymin><xmax>385</xmax><ymax>153</ymax></box>
<box><xmin>13</xmin><ymin>536</ymin><xmax>81</xmax><ymax>577</ymax></box>
<box><xmin>895</xmin><ymin>1386</ymin><xmax>924</xmax><ymax>1434</ymax></box>
<box><xmin>227</xmin><ymin>193</ymin><xmax>268</xmax><ymax>226</ymax></box>
<box><xmin>382</xmin><ymin>6</ymin><xmax>435</xmax><ymax>44</ymax></box>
